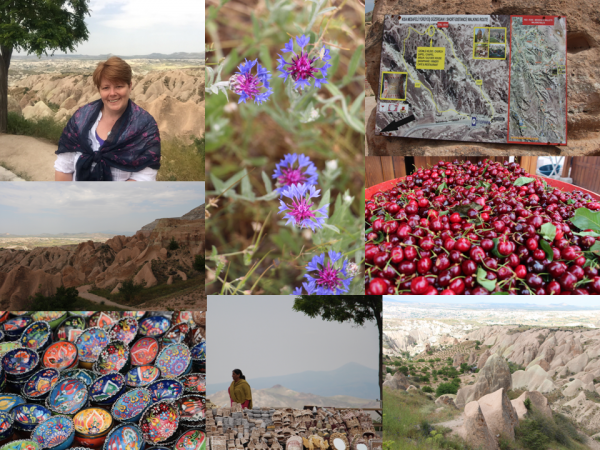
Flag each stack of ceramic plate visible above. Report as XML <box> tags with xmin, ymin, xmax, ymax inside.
<box><xmin>73</xmin><ymin>407</ymin><xmax>114</xmax><ymax>449</ymax></box>
<box><xmin>2</xmin><ymin>348</ymin><xmax>39</xmax><ymax>390</ymax></box>
<box><xmin>21</xmin><ymin>368</ymin><xmax>60</xmax><ymax>402</ymax></box>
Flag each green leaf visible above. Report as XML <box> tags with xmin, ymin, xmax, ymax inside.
<box><xmin>374</xmin><ymin>231</ymin><xmax>385</xmax><ymax>244</ymax></box>
<box><xmin>318</xmin><ymin>189</ymin><xmax>331</xmax><ymax>211</ymax></box>
<box><xmin>491</xmin><ymin>238</ymin><xmax>507</xmax><ymax>259</ymax></box>
<box><xmin>539</xmin><ymin>239</ymin><xmax>554</xmax><ymax>262</ymax></box>
<box><xmin>513</xmin><ymin>177</ymin><xmax>536</xmax><ymax>186</ymax></box>
<box><xmin>567</xmin><ymin>199</ymin><xmax>576</xmax><ymax>205</ymax></box>
<box><xmin>385</xmin><ymin>212</ymin><xmax>393</xmax><ymax>221</ymax></box>
<box><xmin>476</xmin><ymin>266</ymin><xmax>496</xmax><ymax>292</ymax></box>
<box><xmin>570</xmin><ymin>208</ymin><xmax>600</xmax><ymax>233</ymax></box>
<box><xmin>539</xmin><ymin>222</ymin><xmax>557</xmax><ymax>242</ymax></box>
<box><xmin>589</xmin><ymin>241</ymin><xmax>600</xmax><ymax>256</ymax></box>
<box><xmin>574</xmin><ymin>230</ymin><xmax>600</xmax><ymax>237</ymax></box>
<box><xmin>342</xmin><ymin>45</ymin><xmax>364</xmax><ymax>85</ymax></box>
<box><xmin>436</xmin><ymin>182</ymin><xmax>447</xmax><ymax>193</ymax></box>
<box><xmin>439</xmin><ymin>210</ymin><xmax>450</xmax><ymax>216</ymax></box>
<box><xmin>322</xmin><ymin>223</ymin><xmax>340</xmax><ymax>234</ymax></box>
<box><xmin>261</xmin><ymin>171</ymin><xmax>273</xmax><ymax>193</ymax></box>
<box><xmin>240</xmin><ymin>172</ymin><xmax>255</xmax><ymax>200</ymax></box>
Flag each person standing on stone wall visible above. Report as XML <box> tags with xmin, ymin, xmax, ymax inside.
<box><xmin>229</xmin><ymin>369</ymin><xmax>253</xmax><ymax>409</ymax></box>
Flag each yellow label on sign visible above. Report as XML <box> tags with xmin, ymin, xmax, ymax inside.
<box><xmin>416</xmin><ymin>47</ymin><xmax>445</xmax><ymax>70</ymax></box>
<box><xmin>415</xmin><ymin>82</ymin><xmax>422</xmax><ymax>88</ymax></box>
<box><xmin>476</xmin><ymin>80</ymin><xmax>483</xmax><ymax>85</ymax></box>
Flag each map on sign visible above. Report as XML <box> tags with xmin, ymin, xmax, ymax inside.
<box><xmin>375</xmin><ymin>15</ymin><xmax>567</xmax><ymax>145</ymax></box>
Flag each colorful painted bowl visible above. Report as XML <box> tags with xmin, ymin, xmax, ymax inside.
<box><xmin>89</xmin><ymin>373</ymin><xmax>126</xmax><ymax>406</ymax></box>
<box><xmin>177</xmin><ymin>395</ymin><xmax>205</xmax><ymax>423</ymax></box>
<box><xmin>179</xmin><ymin>374</ymin><xmax>205</xmax><ymax>394</ymax></box>
<box><xmin>147</xmin><ymin>380</ymin><xmax>184</xmax><ymax>403</ymax></box>
<box><xmin>161</xmin><ymin>324</ymin><xmax>190</xmax><ymax>346</ymax></box>
<box><xmin>174</xmin><ymin>430</ymin><xmax>206</xmax><ymax>450</ymax></box>
<box><xmin>102</xmin><ymin>423</ymin><xmax>145</xmax><ymax>450</ymax></box>
<box><xmin>126</xmin><ymin>366</ymin><xmax>160</xmax><ymax>388</ymax></box>
<box><xmin>46</xmin><ymin>378</ymin><xmax>88</xmax><ymax>415</ymax></box>
<box><xmin>0</xmin><ymin>411</ymin><xmax>13</xmax><ymax>440</ymax></box>
<box><xmin>76</xmin><ymin>328</ymin><xmax>110</xmax><ymax>364</ymax></box>
<box><xmin>42</xmin><ymin>341</ymin><xmax>78</xmax><ymax>372</ymax></box>
<box><xmin>20</xmin><ymin>322</ymin><xmax>53</xmax><ymax>352</ymax></box>
<box><xmin>155</xmin><ymin>344</ymin><xmax>191</xmax><ymax>379</ymax></box>
<box><xmin>138</xmin><ymin>317</ymin><xmax>170</xmax><ymax>339</ymax></box>
<box><xmin>0</xmin><ymin>441</ymin><xmax>41</xmax><ymax>450</ymax></box>
<box><xmin>30</xmin><ymin>313</ymin><xmax>66</xmax><ymax>330</ymax></box>
<box><xmin>88</xmin><ymin>313</ymin><xmax>119</xmax><ymax>331</ymax></box>
<box><xmin>190</xmin><ymin>341</ymin><xmax>205</xmax><ymax>361</ymax></box>
<box><xmin>93</xmin><ymin>341</ymin><xmax>129</xmax><ymax>375</ymax></box>
<box><xmin>184</xmin><ymin>328</ymin><xmax>204</xmax><ymax>348</ymax></box>
<box><xmin>109</xmin><ymin>319</ymin><xmax>138</xmax><ymax>346</ymax></box>
<box><xmin>0</xmin><ymin>394</ymin><xmax>24</xmax><ymax>413</ymax></box>
<box><xmin>129</xmin><ymin>338</ymin><xmax>159</xmax><ymax>367</ymax></box>
<box><xmin>22</xmin><ymin>368</ymin><xmax>60</xmax><ymax>401</ymax></box>
<box><xmin>111</xmin><ymin>389</ymin><xmax>152</xmax><ymax>423</ymax></box>
<box><xmin>62</xmin><ymin>369</ymin><xmax>96</xmax><ymax>387</ymax></box>
<box><xmin>2</xmin><ymin>348</ymin><xmax>39</xmax><ymax>381</ymax></box>
<box><xmin>54</xmin><ymin>316</ymin><xmax>86</xmax><ymax>343</ymax></box>
<box><xmin>2</xmin><ymin>317</ymin><xmax>33</xmax><ymax>340</ymax></box>
<box><xmin>12</xmin><ymin>403</ymin><xmax>52</xmax><ymax>432</ymax></box>
<box><xmin>31</xmin><ymin>416</ymin><xmax>75</xmax><ymax>450</ymax></box>
<box><xmin>122</xmin><ymin>312</ymin><xmax>146</xmax><ymax>320</ymax></box>
<box><xmin>73</xmin><ymin>407</ymin><xmax>113</xmax><ymax>449</ymax></box>
<box><xmin>139</xmin><ymin>400</ymin><xmax>179</xmax><ymax>445</ymax></box>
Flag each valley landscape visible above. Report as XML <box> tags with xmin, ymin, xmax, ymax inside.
<box><xmin>384</xmin><ymin>299</ymin><xmax>600</xmax><ymax>450</ymax></box>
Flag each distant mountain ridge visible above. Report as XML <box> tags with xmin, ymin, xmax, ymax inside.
<box><xmin>12</xmin><ymin>52</ymin><xmax>205</xmax><ymax>60</ymax></box>
<box><xmin>141</xmin><ymin>204</ymin><xmax>204</xmax><ymax>231</ymax></box>
<box><xmin>384</xmin><ymin>298</ymin><xmax>599</xmax><ymax>311</ymax></box>
<box><xmin>207</xmin><ymin>362</ymin><xmax>378</xmax><ymax>400</ymax></box>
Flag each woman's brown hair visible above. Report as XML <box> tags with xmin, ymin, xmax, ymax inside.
<box><xmin>92</xmin><ymin>56</ymin><xmax>132</xmax><ymax>89</ymax></box>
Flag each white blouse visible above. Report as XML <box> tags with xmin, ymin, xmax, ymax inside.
<box><xmin>54</xmin><ymin>111</ymin><xmax>158</xmax><ymax>181</ymax></box>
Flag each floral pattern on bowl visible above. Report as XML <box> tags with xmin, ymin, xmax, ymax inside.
<box><xmin>2</xmin><ymin>348</ymin><xmax>39</xmax><ymax>376</ymax></box>
<box><xmin>109</xmin><ymin>318</ymin><xmax>138</xmax><ymax>346</ymax></box>
<box><xmin>155</xmin><ymin>344</ymin><xmax>191</xmax><ymax>379</ymax></box>
<box><xmin>0</xmin><ymin>394</ymin><xmax>25</xmax><ymax>412</ymax></box>
<box><xmin>178</xmin><ymin>395</ymin><xmax>205</xmax><ymax>422</ymax></box>
<box><xmin>3</xmin><ymin>317</ymin><xmax>33</xmax><ymax>335</ymax></box>
<box><xmin>73</xmin><ymin>407</ymin><xmax>113</xmax><ymax>436</ymax></box>
<box><xmin>174</xmin><ymin>430</ymin><xmax>206</xmax><ymax>450</ymax></box>
<box><xmin>62</xmin><ymin>369</ymin><xmax>96</xmax><ymax>387</ymax></box>
<box><xmin>179</xmin><ymin>374</ymin><xmax>205</xmax><ymax>394</ymax></box>
<box><xmin>32</xmin><ymin>416</ymin><xmax>74</xmax><ymax>449</ymax></box>
<box><xmin>190</xmin><ymin>341</ymin><xmax>205</xmax><ymax>361</ymax></box>
<box><xmin>13</xmin><ymin>404</ymin><xmax>51</xmax><ymax>430</ymax></box>
<box><xmin>89</xmin><ymin>373</ymin><xmax>126</xmax><ymax>403</ymax></box>
<box><xmin>93</xmin><ymin>341</ymin><xmax>129</xmax><ymax>375</ymax></box>
<box><xmin>147</xmin><ymin>379</ymin><xmax>184</xmax><ymax>403</ymax></box>
<box><xmin>20</xmin><ymin>322</ymin><xmax>52</xmax><ymax>351</ymax></box>
<box><xmin>138</xmin><ymin>317</ymin><xmax>171</xmax><ymax>338</ymax></box>
<box><xmin>130</xmin><ymin>337</ymin><xmax>159</xmax><ymax>366</ymax></box>
<box><xmin>0</xmin><ymin>441</ymin><xmax>41</xmax><ymax>450</ymax></box>
<box><xmin>162</xmin><ymin>324</ymin><xmax>190</xmax><ymax>346</ymax></box>
<box><xmin>111</xmin><ymin>388</ymin><xmax>151</xmax><ymax>422</ymax></box>
<box><xmin>76</xmin><ymin>328</ymin><xmax>110</xmax><ymax>363</ymax></box>
<box><xmin>22</xmin><ymin>369</ymin><xmax>60</xmax><ymax>399</ymax></box>
<box><xmin>139</xmin><ymin>400</ymin><xmax>179</xmax><ymax>444</ymax></box>
<box><xmin>126</xmin><ymin>365</ymin><xmax>160</xmax><ymax>388</ymax></box>
<box><xmin>46</xmin><ymin>378</ymin><xmax>88</xmax><ymax>414</ymax></box>
<box><xmin>103</xmin><ymin>424</ymin><xmax>144</xmax><ymax>450</ymax></box>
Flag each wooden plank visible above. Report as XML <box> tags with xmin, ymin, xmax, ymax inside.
<box><xmin>365</xmin><ymin>157</ymin><xmax>384</xmax><ymax>188</ymax></box>
<box><xmin>519</xmin><ymin>156</ymin><xmax>538</xmax><ymax>175</ymax></box>
<box><xmin>392</xmin><ymin>157</ymin><xmax>407</xmax><ymax>178</ymax></box>
<box><xmin>381</xmin><ymin>157</ymin><xmax>395</xmax><ymax>182</ymax></box>
<box><xmin>562</xmin><ymin>156</ymin><xmax>572</xmax><ymax>178</ymax></box>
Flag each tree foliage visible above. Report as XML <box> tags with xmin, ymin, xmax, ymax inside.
<box><xmin>118</xmin><ymin>279</ymin><xmax>146</xmax><ymax>303</ymax></box>
<box><xmin>29</xmin><ymin>286</ymin><xmax>78</xmax><ymax>309</ymax></box>
<box><xmin>168</xmin><ymin>237</ymin><xmax>180</xmax><ymax>251</ymax></box>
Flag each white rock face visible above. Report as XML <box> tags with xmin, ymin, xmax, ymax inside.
<box><xmin>477</xmin><ymin>389</ymin><xmax>519</xmax><ymax>441</ymax></box>
<box><xmin>566</xmin><ymin>353</ymin><xmax>590</xmax><ymax>374</ymax></box>
<box><xmin>22</xmin><ymin>101</ymin><xmax>54</xmax><ymax>120</ymax></box>
<box><xmin>462</xmin><ymin>401</ymin><xmax>498</xmax><ymax>450</ymax></box>
<box><xmin>564</xmin><ymin>379</ymin><xmax>585</xmax><ymax>397</ymax></box>
<box><xmin>512</xmin><ymin>365</ymin><xmax>556</xmax><ymax>393</ymax></box>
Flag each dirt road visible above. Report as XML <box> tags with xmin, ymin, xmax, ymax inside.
<box><xmin>0</xmin><ymin>134</ymin><xmax>57</xmax><ymax>181</ymax></box>
<box><xmin>77</xmin><ymin>285</ymin><xmax>129</xmax><ymax>309</ymax></box>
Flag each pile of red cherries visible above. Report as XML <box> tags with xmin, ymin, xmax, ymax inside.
<box><xmin>365</xmin><ymin>160</ymin><xmax>600</xmax><ymax>295</ymax></box>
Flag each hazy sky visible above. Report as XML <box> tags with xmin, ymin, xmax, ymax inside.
<box><xmin>366</xmin><ymin>0</ymin><xmax>374</xmax><ymax>13</ymax></box>
<box><xmin>384</xmin><ymin>296</ymin><xmax>600</xmax><ymax>308</ymax></box>
<box><xmin>0</xmin><ymin>182</ymin><xmax>204</xmax><ymax>235</ymax></box>
<box><xmin>207</xmin><ymin>296</ymin><xmax>379</xmax><ymax>385</ymax></box>
<box><xmin>16</xmin><ymin>0</ymin><xmax>204</xmax><ymax>56</ymax></box>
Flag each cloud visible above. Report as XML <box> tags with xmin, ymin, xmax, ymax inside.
<box><xmin>90</xmin><ymin>0</ymin><xmax>204</xmax><ymax>30</ymax></box>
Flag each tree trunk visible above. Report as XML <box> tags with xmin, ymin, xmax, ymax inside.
<box><xmin>371</xmin><ymin>296</ymin><xmax>383</xmax><ymax>404</ymax></box>
<box><xmin>0</xmin><ymin>44</ymin><xmax>13</xmax><ymax>134</ymax></box>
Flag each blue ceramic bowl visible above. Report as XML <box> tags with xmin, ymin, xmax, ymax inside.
<box><xmin>46</xmin><ymin>378</ymin><xmax>89</xmax><ymax>415</ymax></box>
<box><xmin>62</xmin><ymin>369</ymin><xmax>97</xmax><ymax>387</ymax></box>
<box><xmin>0</xmin><ymin>441</ymin><xmax>42</xmax><ymax>450</ymax></box>
<box><xmin>75</xmin><ymin>328</ymin><xmax>111</xmax><ymax>364</ymax></box>
<box><xmin>147</xmin><ymin>379</ymin><xmax>184</xmax><ymax>403</ymax></box>
<box><xmin>20</xmin><ymin>321</ymin><xmax>53</xmax><ymax>353</ymax></box>
<box><xmin>103</xmin><ymin>423</ymin><xmax>145</xmax><ymax>450</ymax></box>
<box><xmin>111</xmin><ymin>388</ymin><xmax>152</xmax><ymax>423</ymax></box>
<box><xmin>138</xmin><ymin>317</ymin><xmax>171</xmax><ymax>339</ymax></box>
<box><xmin>2</xmin><ymin>317</ymin><xmax>33</xmax><ymax>341</ymax></box>
<box><xmin>0</xmin><ymin>410</ymin><xmax>14</xmax><ymax>440</ymax></box>
<box><xmin>109</xmin><ymin>319</ymin><xmax>139</xmax><ymax>346</ymax></box>
<box><xmin>125</xmin><ymin>366</ymin><xmax>160</xmax><ymax>388</ymax></box>
<box><xmin>0</xmin><ymin>394</ymin><xmax>25</xmax><ymax>413</ymax></box>
<box><xmin>161</xmin><ymin>324</ymin><xmax>190</xmax><ymax>346</ymax></box>
<box><xmin>154</xmin><ymin>344</ymin><xmax>191</xmax><ymax>380</ymax></box>
<box><xmin>89</xmin><ymin>373</ymin><xmax>126</xmax><ymax>405</ymax></box>
<box><xmin>2</xmin><ymin>348</ymin><xmax>39</xmax><ymax>381</ymax></box>
<box><xmin>22</xmin><ymin>368</ymin><xmax>60</xmax><ymax>401</ymax></box>
<box><xmin>32</xmin><ymin>416</ymin><xmax>75</xmax><ymax>450</ymax></box>
<box><xmin>13</xmin><ymin>403</ymin><xmax>52</xmax><ymax>432</ymax></box>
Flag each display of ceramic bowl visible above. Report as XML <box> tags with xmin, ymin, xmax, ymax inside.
<box><xmin>122</xmin><ymin>312</ymin><xmax>146</xmax><ymax>320</ymax></box>
<box><xmin>139</xmin><ymin>400</ymin><xmax>180</xmax><ymax>445</ymax></box>
<box><xmin>22</xmin><ymin>368</ymin><xmax>60</xmax><ymax>400</ymax></box>
<box><xmin>93</xmin><ymin>341</ymin><xmax>129</xmax><ymax>375</ymax></box>
<box><xmin>109</xmin><ymin>319</ymin><xmax>138</xmax><ymax>346</ymax></box>
<box><xmin>88</xmin><ymin>313</ymin><xmax>119</xmax><ymax>331</ymax></box>
<box><xmin>30</xmin><ymin>313</ymin><xmax>66</xmax><ymax>330</ymax></box>
<box><xmin>103</xmin><ymin>423</ymin><xmax>145</xmax><ymax>450</ymax></box>
<box><xmin>54</xmin><ymin>317</ymin><xmax>86</xmax><ymax>343</ymax></box>
<box><xmin>3</xmin><ymin>317</ymin><xmax>33</xmax><ymax>341</ymax></box>
<box><xmin>126</xmin><ymin>366</ymin><xmax>160</xmax><ymax>388</ymax></box>
<box><xmin>62</xmin><ymin>369</ymin><xmax>96</xmax><ymax>387</ymax></box>
<box><xmin>161</xmin><ymin>324</ymin><xmax>190</xmax><ymax>346</ymax></box>
<box><xmin>32</xmin><ymin>416</ymin><xmax>75</xmax><ymax>450</ymax></box>
<box><xmin>0</xmin><ymin>394</ymin><xmax>25</xmax><ymax>413</ymax></box>
<box><xmin>129</xmin><ymin>338</ymin><xmax>159</xmax><ymax>367</ymax></box>
<box><xmin>155</xmin><ymin>344</ymin><xmax>191</xmax><ymax>379</ymax></box>
<box><xmin>2</xmin><ymin>348</ymin><xmax>39</xmax><ymax>380</ymax></box>
<box><xmin>12</xmin><ymin>403</ymin><xmax>52</xmax><ymax>432</ymax></box>
<box><xmin>42</xmin><ymin>341</ymin><xmax>78</xmax><ymax>371</ymax></box>
<box><xmin>20</xmin><ymin>322</ymin><xmax>52</xmax><ymax>352</ymax></box>
<box><xmin>147</xmin><ymin>380</ymin><xmax>184</xmax><ymax>403</ymax></box>
<box><xmin>0</xmin><ymin>410</ymin><xmax>13</xmax><ymax>440</ymax></box>
<box><xmin>76</xmin><ymin>328</ymin><xmax>110</xmax><ymax>365</ymax></box>
<box><xmin>111</xmin><ymin>389</ymin><xmax>151</xmax><ymax>423</ymax></box>
<box><xmin>138</xmin><ymin>317</ymin><xmax>170</xmax><ymax>338</ymax></box>
<box><xmin>89</xmin><ymin>373</ymin><xmax>126</xmax><ymax>405</ymax></box>
<box><xmin>179</xmin><ymin>374</ymin><xmax>205</xmax><ymax>394</ymax></box>
<box><xmin>0</xmin><ymin>441</ymin><xmax>41</xmax><ymax>450</ymax></box>
<box><xmin>177</xmin><ymin>395</ymin><xmax>205</xmax><ymax>423</ymax></box>
<box><xmin>73</xmin><ymin>407</ymin><xmax>113</xmax><ymax>449</ymax></box>
<box><xmin>174</xmin><ymin>430</ymin><xmax>206</xmax><ymax>450</ymax></box>
<box><xmin>46</xmin><ymin>378</ymin><xmax>88</xmax><ymax>415</ymax></box>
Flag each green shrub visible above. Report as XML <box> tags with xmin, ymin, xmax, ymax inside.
<box><xmin>29</xmin><ymin>286</ymin><xmax>78</xmax><ymax>309</ymax></box>
<box><xmin>398</xmin><ymin>366</ymin><xmax>409</xmax><ymax>376</ymax></box>
<box><xmin>118</xmin><ymin>279</ymin><xmax>146</xmax><ymax>302</ymax></box>
<box><xmin>516</xmin><ymin>416</ymin><xmax>550</xmax><ymax>450</ymax></box>
<box><xmin>421</xmin><ymin>386</ymin><xmax>434</xmax><ymax>393</ymax></box>
<box><xmin>460</xmin><ymin>362</ymin><xmax>469</xmax><ymax>373</ymax></box>
<box><xmin>451</xmin><ymin>377</ymin><xmax>461</xmax><ymax>386</ymax></box>
<box><xmin>168</xmin><ymin>237</ymin><xmax>179</xmax><ymax>250</ymax></box>
<box><xmin>524</xmin><ymin>398</ymin><xmax>532</xmax><ymax>411</ymax></box>
<box><xmin>508</xmin><ymin>361</ymin><xmax>525</xmax><ymax>374</ymax></box>
<box><xmin>193</xmin><ymin>254</ymin><xmax>205</xmax><ymax>271</ymax></box>
<box><xmin>436</xmin><ymin>382</ymin><xmax>459</xmax><ymax>397</ymax></box>
<box><xmin>7</xmin><ymin>111</ymin><xmax>66</xmax><ymax>144</ymax></box>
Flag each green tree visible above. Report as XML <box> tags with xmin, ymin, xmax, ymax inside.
<box><xmin>29</xmin><ymin>286</ymin><xmax>78</xmax><ymax>309</ymax></box>
<box><xmin>193</xmin><ymin>254</ymin><xmax>205</xmax><ymax>272</ymax></box>
<box><xmin>168</xmin><ymin>237</ymin><xmax>180</xmax><ymax>250</ymax></box>
<box><xmin>293</xmin><ymin>295</ymin><xmax>382</xmax><ymax>401</ymax></box>
<box><xmin>435</xmin><ymin>382</ymin><xmax>459</xmax><ymax>397</ymax></box>
<box><xmin>460</xmin><ymin>362</ymin><xmax>469</xmax><ymax>374</ymax></box>
<box><xmin>0</xmin><ymin>1</ymin><xmax>90</xmax><ymax>132</ymax></box>
<box><xmin>118</xmin><ymin>279</ymin><xmax>146</xmax><ymax>303</ymax></box>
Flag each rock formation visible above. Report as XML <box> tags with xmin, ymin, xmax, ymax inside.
<box><xmin>477</xmin><ymin>389</ymin><xmax>519</xmax><ymax>441</ymax></box>
<box><xmin>512</xmin><ymin>365</ymin><xmax>557</xmax><ymax>393</ymax></box>
<box><xmin>456</xmin><ymin>354</ymin><xmax>512</xmax><ymax>409</ymax></box>
<box><xmin>435</xmin><ymin>394</ymin><xmax>458</xmax><ymax>410</ymax></box>
<box><xmin>0</xmin><ymin>206</ymin><xmax>205</xmax><ymax>308</ymax></box>
<box><xmin>511</xmin><ymin>391</ymin><xmax>552</xmax><ymax>420</ymax></box>
<box><xmin>383</xmin><ymin>371</ymin><xmax>409</xmax><ymax>391</ymax></box>
<box><xmin>461</xmin><ymin>401</ymin><xmax>498</xmax><ymax>450</ymax></box>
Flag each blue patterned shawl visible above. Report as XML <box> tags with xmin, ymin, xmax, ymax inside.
<box><xmin>56</xmin><ymin>99</ymin><xmax>161</xmax><ymax>181</ymax></box>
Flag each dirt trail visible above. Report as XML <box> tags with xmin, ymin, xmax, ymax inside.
<box><xmin>434</xmin><ymin>413</ymin><xmax>464</xmax><ymax>435</ymax></box>
<box><xmin>0</xmin><ymin>134</ymin><xmax>57</xmax><ymax>181</ymax></box>
<box><xmin>77</xmin><ymin>285</ymin><xmax>130</xmax><ymax>309</ymax></box>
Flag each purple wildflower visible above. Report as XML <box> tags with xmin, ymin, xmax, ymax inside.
<box><xmin>272</xmin><ymin>153</ymin><xmax>318</xmax><ymax>194</ymax></box>
<box><xmin>277</xmin><ymin>35</ymin><xmax>331</xmax><ymax>90</ymax></box>
<box><xmin>278</xmin><ymin>183</ymin><xmax>328</xmax><ymax>231</ymax></box>
<box><xmin>229</xmin><ymin>59</ymin><xmax>273</xmax><ymax>104</ymax></box>
<box><xmin>293</xmin><ymin>250</ymin><xmax>352</xmax><ymax>295</ymax></box>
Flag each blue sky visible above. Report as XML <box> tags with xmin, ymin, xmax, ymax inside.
<box><xmin>384</xmin><ymin>296</ymin><xmax>600</xmax><ymax>308</ymax></box>
<box><xmin>0</xmin><ymin>182</ymin><xmax>204</xmax><ymax>235</ymax></box>
<box><xmin>16</xmin><ymin>0</ymin><xmax>204</xmax><ymax>56</ymax></box>
<box><xmin>366</xmin><ymin>0</ymin><xmax>374</xmax><ymax>13</ymax></box>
